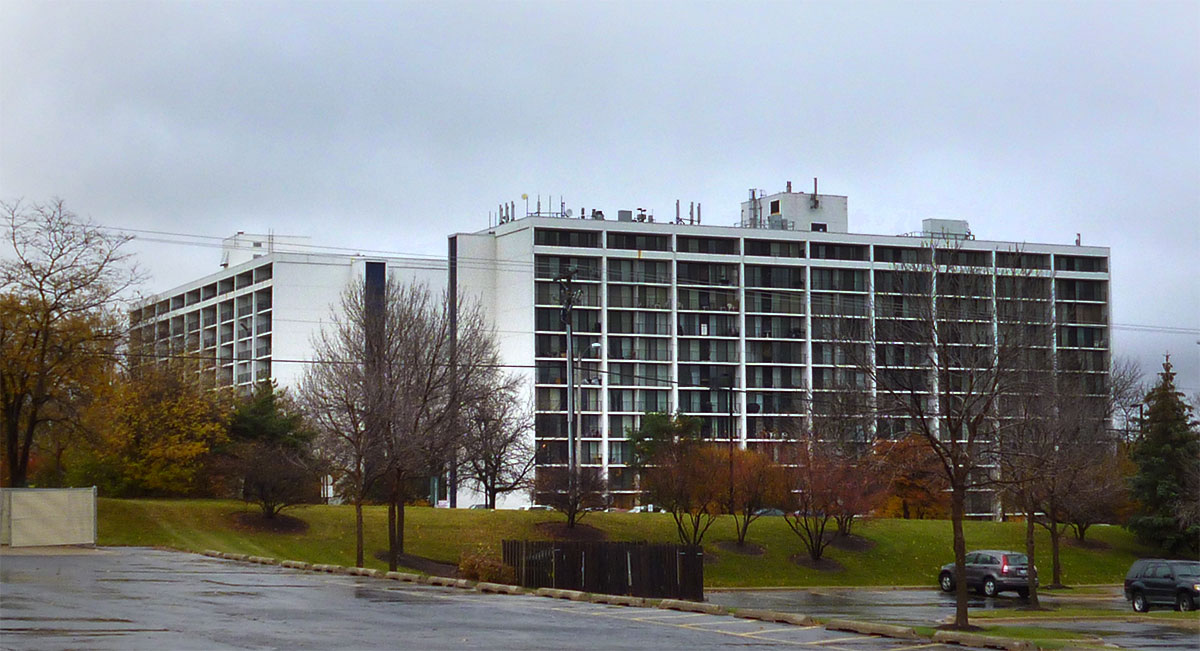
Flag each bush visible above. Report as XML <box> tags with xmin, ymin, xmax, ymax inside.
<box><xmin>458</xmin><ymin>547</ymin><xmax>516</xmax><ymax>584</ymax></box>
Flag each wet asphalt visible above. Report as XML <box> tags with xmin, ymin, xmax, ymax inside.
<box><xmin>2</xmin><ymin>547</ymin><xmax>990</xmax><ymax>650</ymax></box>
<box><xmin>709</xmin><ymin>586</ymin><xmax>1200</xmax><ymax>650</ymax></box>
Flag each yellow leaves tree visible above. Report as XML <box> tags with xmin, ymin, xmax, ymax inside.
<box><xmin>2</xmin><ymin>200</ymin><xmax>140</xmax><ymax>487</ymax></box>
<box><xmin>83</xmin><ymin>362</ymin><xmax>230</xmax><ymax>496</ymax></box>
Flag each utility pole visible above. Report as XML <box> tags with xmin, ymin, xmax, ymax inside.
<box><xmin>556</xmin><ymin>269</ymin><xmax>580</xmax><ymax>499</ymax></box>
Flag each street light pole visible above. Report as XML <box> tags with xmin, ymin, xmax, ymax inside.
<box><xmin>557</xmin><ymin>270</ymin><xmax>579</xmax><ymax>498</ymax></box>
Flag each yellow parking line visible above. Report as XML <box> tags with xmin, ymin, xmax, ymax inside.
<box><xmin>547</xmin><ymin>604</ymin><xmax>817</xmax><ymax>646</ymax></box>
<box><xmin>802</xmin><ymin>637</ymin><xmax>866</xmax><ymax>645</ymax></box>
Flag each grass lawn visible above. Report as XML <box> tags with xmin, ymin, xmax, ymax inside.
<box><xmin>99</xmin><ymin>498</ymin><xmax>1158</xmax><ymax>589</ymax></box>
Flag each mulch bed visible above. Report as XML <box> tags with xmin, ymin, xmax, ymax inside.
<box><xmin>715</xmin><ymin>540</ymin><xmax>766</xmax><ymax>556</ymax></box>
<box><xmin>534</xmin><ymin>521</ymin><xmax>608</xmax><ymax>542</ymax></box>
<box><xmin>790</xmin><ymin>554</ymin><xmax>844</xmax><ymax>572</ymax></box>
<box><xmin>828</xmin><ymin>533</ymin><xmax>876</xmax><ymax>552</ymax></box>
<box><xmin>372</xmin><ymin>551</ymin><xmax>461</xmax><ymax>577</ymax></box>
<box><xmin>227</xmin><ymin>511</ymin><xmax>309</xmax><ymax>534</ymax></box>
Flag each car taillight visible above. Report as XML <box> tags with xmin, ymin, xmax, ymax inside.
<box><xmin>1001</xmin><ymin>557</ymin><xmax>1009</xmax><ymax>574</ymax></box>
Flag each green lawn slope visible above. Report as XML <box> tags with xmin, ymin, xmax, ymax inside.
<box><xmin>99</xmin><ymin>499</ymin><xmax>1154</xmax><ymax>588</ymax></box>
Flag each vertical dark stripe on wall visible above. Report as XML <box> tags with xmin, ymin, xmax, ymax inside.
<box><xmin>365</xmin><ymin>261</ymin><xmax>386</xmax><ymax>315</ymax></box>
<box><xmin>448</xmin><ymin>237</ymin><xmax>458</xmax><ymax>507</ymax></box>
<box><xmin>364</xmin><ymin>261</ymin><xmax>386</xmax><ymax>374</ymax></box>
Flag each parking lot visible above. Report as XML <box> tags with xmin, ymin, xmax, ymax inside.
<box><xmin>2</xmin><ymin>547</ymin><xmax>984</xmax><ymax>650</ymax></box>
<box><xmin>709</xmin><ymin>586</ymin><xmax>1200</xmax><ymax>650</ymax></box>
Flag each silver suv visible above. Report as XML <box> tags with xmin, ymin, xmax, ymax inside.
<box><xmin>938</xmin><ymin>550</ymin><xmax>1037</xmax><ymax>598</ymax></box>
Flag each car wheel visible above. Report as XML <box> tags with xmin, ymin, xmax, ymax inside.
<box><xmin>1178</xmin><ymin>592</ymin><xmax>1196</xmax><ymax>612</ymax></box>
<box><xmin>1016</xmin><ymin>587</ymin><xmax>1029</xmax><ymax>599</ymax></box>
<box><xmin>939</xmin><ymin>572</ymin><xmax>954</xmax><ymax>592</ymax></box>
<box><xmin>983</xmin><ymin>577</ymin><xmax>998</xmax><ymax>597</ymax></box>
<box><xmin>1132</xmin><ymin>591</ymin><xmax>1149</xmax><ymax>613</ymax></box>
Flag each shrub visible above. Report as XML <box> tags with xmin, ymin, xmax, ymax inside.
<box><xmin>458</xmin><ymin>547</ymin><xmax>516</xmax><ymax>584</ymax></box>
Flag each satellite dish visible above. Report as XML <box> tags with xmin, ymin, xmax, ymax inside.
<box><xmin>565</xmin><ymin>209</ymin><xmax>573</xmax><ymax>217</ymax></box>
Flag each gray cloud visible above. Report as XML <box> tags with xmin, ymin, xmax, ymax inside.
<box><xmin>2</xmin><ymin>0</ymin><xmax>1196</xmax><ymax>390</ymax></box>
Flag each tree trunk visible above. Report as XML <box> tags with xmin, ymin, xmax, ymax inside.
<box><xmin>387</xmin><ymin>500</ymin><xmax>397</xmax><ymax>572</ymax></box>
<box><xmin>1024</xmin><ymin>490</ymin><xmax>1039</xmax><ymax>607</ymax></box>
<box><xmin>951</xmin><ymin>487</ymin><xmax>970</xmax><ymax>629</ymax></box>
<box><xmin>1050</xmin><ymin>521</ymin><xmax>1063</xmax><ymax>587</ymax></box>
<box><xmin>396</xmin><ymin>499</ymin><xmax>406</xmax><ymax>556</ymax></box>
<box><xmin>354</xmin><ymin>501</ymin><xmax>364</xmax><ymax>568</ymax></box>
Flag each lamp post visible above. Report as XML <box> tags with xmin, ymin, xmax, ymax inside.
<box><xmin>573</xmin><ymin>342</ymin><xmax>603</xmax><ymax>476</ymax></box>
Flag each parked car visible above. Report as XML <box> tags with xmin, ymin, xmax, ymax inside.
<box><xmin>938</xmin><ymin>550</ymin><xmax>1037</xmax><ymax>598</ymax></box>
<box><xmin>1123</xmin><ymin>559</ymin><xmax>1200</xmax><ymax>612</ymax></box>
<box><xmin>522</xmin><ymin>504</ymin><xmax>554</xmax><ymax>511</ymax></box>
<box><xmin>753</xmin><ymin>508</ymin><xmax>785</xmax><ymax>517</ymax></box>
<box><xmin>629</xmin><ymin>504</ymin><xmax>666</xmax><ymax>513</ymax></box>
<box><xmin>468</xmin><ymin>504</ymin><xmax>491</xmax><ymax>510</ymax></box>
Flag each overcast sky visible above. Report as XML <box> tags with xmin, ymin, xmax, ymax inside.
<box><xmin>2</xmin><ymin>0</ymin><xmax>1197</xmax><ymax>394</ymax></box>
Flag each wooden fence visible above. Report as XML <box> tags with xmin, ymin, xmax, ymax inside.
<box><xmin>501</xmin><ymin>540</ymin><xmax>703</xmax><ymax>601</ymax></box>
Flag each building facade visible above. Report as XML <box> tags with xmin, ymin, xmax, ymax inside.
<box><xmin>451</xmin><ymin>186</ymin><xmax>1111</xmax><ymax>512</ymax></box>
<box><xmin>130</xmin><ymin>234</ymin><xmax>446</xmax><ymax>390</ymax></box>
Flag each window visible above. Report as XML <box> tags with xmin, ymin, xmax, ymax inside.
<box><xmin>745</xmin><ymin>239</ymin><xmax>804</xmax><ymax>258</ymax></box>
<box><xmin>607</xmin><ymin>232</ymin><xmax>670</xmax><ymax>251</ymax></box>
<box><xmin>875</xmin><ymin>246</ymin><xmax>930</xmax><ymax>264</ymax></box>
<box><xmin>811</xmin><ymin>243</ymin><xmax>867</xmax><ymax>261</ymax></box>
<box><xmin>534</xmin><ymin>228</ymin><xmax>599</xmax><ymax>248</ymax></box>
<box><xmin>677</xmin><ymin>236</ymin><xmax>738</xmax><ymax>255</ymax></box>
<box><xmin>811</xmin><ymin>223</ymin><xmax>827</xmax><ymax>232</ymax></box>
<box><xmin>769</xmin><ymin>199</ymin><xmax>780</xmax><ymax>214</ymax></box>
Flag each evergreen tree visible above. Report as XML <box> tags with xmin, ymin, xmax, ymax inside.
<box><xmin>1127</xmin><ymin>356</ymin><xmax>1200</xmax><ymax>555</ymax></box>
<box><xmin>224</xmin><ymin>382</ymin><xmax>319</xmax><ymax>518</ymax></box>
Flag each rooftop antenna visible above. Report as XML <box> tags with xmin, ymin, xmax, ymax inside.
<box><xmin>810</xmin><ymin>178</ymin><xmax>820</xmax><ymax>210</ymax></box>
<box><xmin>697</xmin><ymin>203</ymin><xmax>701</xmax><ymax>224</ymax></box>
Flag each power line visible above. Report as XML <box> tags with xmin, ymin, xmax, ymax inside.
<box><xmin>98</xmin><ymin>222</ymin><xmax>1198</xmax><ymax>336</ymax></box>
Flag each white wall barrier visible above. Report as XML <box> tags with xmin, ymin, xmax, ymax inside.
<box><xmin>0</xmin><ymin>487</ymin><xmax>97</xmax><ymax>547</ymax></box>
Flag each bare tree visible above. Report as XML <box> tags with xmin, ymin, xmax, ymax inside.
<box><xmin>299</xmin><ymin>286</ymin><xmax>388</xmax><ymax>566</ymax></box>
<box><xmin>533</xmin><ymin>465</ymin><xmax>606</xmax><ymax>528</ymax></box>
<box><xmin>376</xmin><ymin>281</ymin><xmax>501</xmax><ymax>569</ymax></box>
<box><xmin>458</xmin><ymin>377</ymin><xmax>534</xmax><ymax>508</ymax></box>
<box><xmin>852</xmin><ymin>244</ymin><xmax>1048</xmax><ymax>628</ymax></box>
<box><xmin>2</xmin><ymin>200</ymin><xmax>140</xmax><ymax>487</ymax></box>
<box><xmin>1061</xmin><ymin>447</ymin><xmax>1132</xmax><ymax>542</ymax></box>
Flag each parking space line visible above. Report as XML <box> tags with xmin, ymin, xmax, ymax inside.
<box><xmin>545</xmin><ymin>603</ymin><xmax>819</xmax><ymax>645</ymax></box>
<box><xmin>889</xmin><ymin>644</ymin><xmax>943</xmax><ymax>650</ymax></box>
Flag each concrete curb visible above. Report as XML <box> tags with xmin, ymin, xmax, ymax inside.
<box><xmin>658</xmin><ymin>599</ymin><xmax>727</xmax><ymax>615</ymax></box>
<box><xmin>932</xmin><ymin>630</ymin><xmax>1035</xmax><ymax>651</ymax></box>
<box><xmin>247</xmin><ymin>555</ymin><xmax>278</xmax><ymax>565</ymax></box>
<box><xmin>385</xmin><ymin>571</ymin><xmax>422</xmax><ymax>582</ymax></box>
<box><xmin>731</xmin><ymin>609</ymin><xmax>816</xmax><ymax>626</ymax></box>
<box><xmin>535</xmin><ymin>587</ymin><xmax>590</xmax><ymax>601</ymax></box>
<box><xmin>281</xmin><ymin>560</ymin><xmax>311</xmax><ymax>570</ymax></box>
<box><xmin>588</xmin><ymin>594</ymin><xmax>652</xmax><ymax>608</ymax></box>
<box><xmin>475</xmin><ymin>582</ymin><xmax>526</xmax><ymax>595</ymax></box>
<box><xmin>825</xmin><ymin>619</ymin><xmax>921</xmax><ymax>640</ymax></box>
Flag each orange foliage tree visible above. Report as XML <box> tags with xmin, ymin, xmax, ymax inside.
<box><xmin>722</xmin><ymin>447</ymin><xmax>787</xmax><ymax>546</ymax></box>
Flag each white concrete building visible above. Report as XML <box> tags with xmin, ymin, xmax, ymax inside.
<box><xmin>129</xmin><ymin>234</ymin><xmax>446</xmax><ymax>390</ymax></box>
<box><xmin>451</xmin><ymin>184</ymin><xmax>1112</xmax><ymax>513</ymax></box>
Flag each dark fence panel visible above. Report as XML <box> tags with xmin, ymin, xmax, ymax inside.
<box><xmin>502</xmin><ymin>540</ymin><xmax>703</xmax><ymax>601</ymax></box>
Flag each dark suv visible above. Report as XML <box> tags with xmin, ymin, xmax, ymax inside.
<box><xmin>938</xmin><ymin>550</ymin><xmax>1037</xmax><ymax>598</ymax></box>
<box><xmin>1123</xmin><ymin>559</ymin><xmax>1200</xmax><ymax>612</ymax></box>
